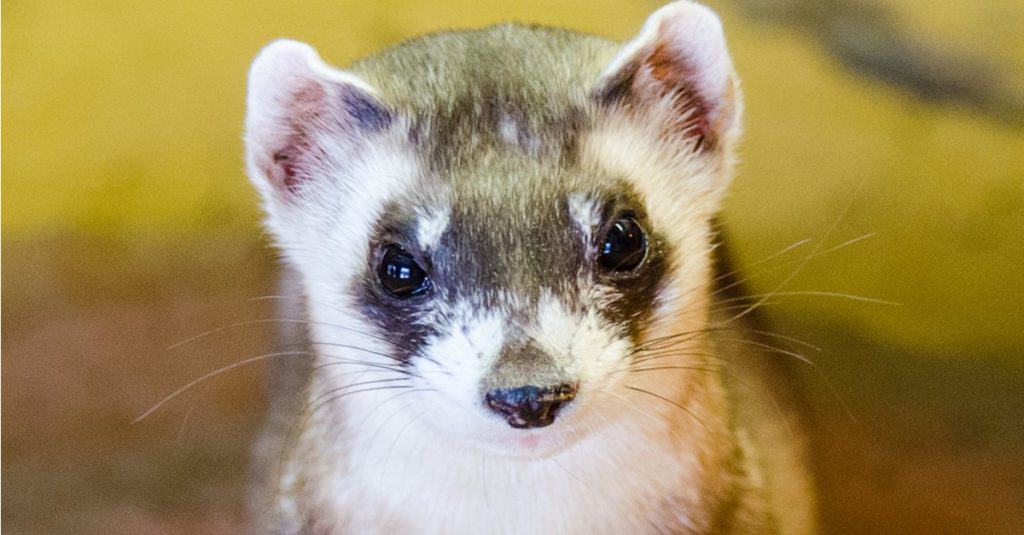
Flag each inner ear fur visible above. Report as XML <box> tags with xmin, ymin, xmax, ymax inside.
<box><xmin>245</xmin><ymin>39</ymin><xmax>392</xmax><ymax>199</ymax></box>
<box><xmin>594</xmin><ymin>1</ymin><xmax>740</xmax><ymax>152</ymax></box>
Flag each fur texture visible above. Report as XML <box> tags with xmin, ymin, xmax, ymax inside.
<box><xmin>245</xmin><ymin>2</ymin><xmax>816</xmax><ymax>533</ymax></box>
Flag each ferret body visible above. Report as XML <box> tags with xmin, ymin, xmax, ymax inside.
<box><xmin>244</xmin><ymin>2</ymin><xmax>817</xmax><ymax>533</ymax></box>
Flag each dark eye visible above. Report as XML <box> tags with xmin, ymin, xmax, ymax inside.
<box><xmin>598</xmin><ymin>218</ymin><xmax>647</xmax><ymax>272</ymax></box>
<box><xmin>378</xmin><ymin>245</ymin><xmax>430</xmax><ymax>298</ymax></box>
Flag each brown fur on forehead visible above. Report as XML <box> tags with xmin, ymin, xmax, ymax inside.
<box><xmin>350</xmin><ymin>24</ymin><xmax>616</xmax><ymax>124</ymax></box>
<box><xmin>412</xmin><ymin>94</ymin><xmax>588</xmax><ymax>171</ymax></box>
<box><xmin>386</xmin><ymin>154</ymin><xmax>648</xmax><ymax>253</ymax></box>
<box><xmin>347</xmin><ymin>24</ymin><xmax>618</xmax><ymax>169</ymax></box>
<box><xmin>374</xmin><ymin>156</ymin><xmax>618</xmax><ymax>287</ymax></box>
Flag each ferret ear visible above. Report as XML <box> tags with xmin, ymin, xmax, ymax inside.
<box><xmin>594</xmin><ymin>1</ymin><xmax>740</xmax><ymax>152</ymax></box>
<box><xmin>245</xmin><ymin>39</ymin><xmax>391</xmax><ymax>201</ymax></box>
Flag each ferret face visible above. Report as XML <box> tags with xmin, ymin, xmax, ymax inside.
<box><xmin>352</xmin><ymin>161</ymin><xmax>672</xmax><ymax>437</ymax></box>
<box><xmin>245</xmin><ymin>2</ymin><xmax>741</xmax><ymax>455</ymax></box>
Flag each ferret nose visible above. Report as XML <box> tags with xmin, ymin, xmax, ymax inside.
<box><xmin>484</xmin><ymin>384</ymin><xmax>576</xmax><ymax>429</ymax></box>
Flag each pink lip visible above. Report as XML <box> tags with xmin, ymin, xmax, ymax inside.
<box><xmin>517</xmin><ymin>433</ymin><xmax>541</xmax><ymax>448</ymax></box>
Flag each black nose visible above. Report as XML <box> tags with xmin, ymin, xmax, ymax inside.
<box><xmin>484</xmin><ymin>384</ymin><xmax>577</xmax><ymax>429</ymax></box>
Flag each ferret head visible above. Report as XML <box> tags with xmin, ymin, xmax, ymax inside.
<box><xmin>245</xmin><ymin>1</ymin><xmax>741</xmax><ymax>456</ymax></box>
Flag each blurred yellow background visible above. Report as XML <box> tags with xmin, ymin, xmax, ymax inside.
<box><xmin>3</xmin><ymin>1</ymin><xmax>1023</xmax><ymax>533</ymax></box>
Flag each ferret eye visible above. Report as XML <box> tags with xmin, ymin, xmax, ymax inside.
<box><xmin>378</xmin><ymin>245</ymin><xmax>429</xmax><ymax>298</ymax></box>
<box><xmin>598</xmin><ymin>218</ymin><xmax>647</xmax><ymax>272</ymax></box>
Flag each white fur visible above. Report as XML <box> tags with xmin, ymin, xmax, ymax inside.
<box><xmin>249</xmin><ymin>39</ymin><xmax>378</xmax><ymax>103</ymax></box>
<box><xmin>416</xmin><ymin>300</ymin><xmax>507</xmax><ymax>427</ymax></box>
<box><xmin>416</xmin><ymin>207</ymin><xmax>451</xmax><ymax>251</ymax></box>
<box><xmin>498</xmin><ymin>112</ymin><xmax>519</xmax><ymax>144</ymax></box>
<box><xmin>309</xmin><ymin>287</ymin><xmax>708</xmax><ymax>534</ymax></box>
<box><xmin>567</xmin><ymin>192</ymin><xmax>601</xmax><ymax>248</ymax></box>
<box><xmin>329</xmin><ymin>400</ymin><xmax>706</xmax><ymax>534</ymax></box>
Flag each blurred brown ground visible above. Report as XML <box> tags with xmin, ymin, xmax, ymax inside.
<box><xmin>3</xmin><ymin>0</ymin><xmax>1023</xmax><ymax>533</ymax></box>
<box><xmin>3</xmin><ymin>234</ymin><xmax>271</xmax><ymax>533</ymax></box>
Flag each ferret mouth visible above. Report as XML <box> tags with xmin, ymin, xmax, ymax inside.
<box><xmin>470</xmin><ymin>428</ymin><xmax>573</xmax><ymax>458</ymax></box>
<box><xmin>513</xmin><ymin>430</ymin><xmax>560</xmax><ymax>451</ymax></box>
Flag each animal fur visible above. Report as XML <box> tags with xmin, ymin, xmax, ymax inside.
<box><xmin>245</xmin><ymin>2</ymin><xmax>817</xmax><ymax>533</ymax></box>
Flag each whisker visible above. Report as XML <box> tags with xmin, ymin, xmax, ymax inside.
<box><xmin>624</xmin><ymin>385</ymin><xmax>711</xmax><ymax>436</ymax></box>
<box><xmin>167</xmin><ymin>319</ymin><xmax>306</xmax><ymax>351</ymax></box>
<box><xmin>351</xmin><ymin>391</ymin><xmax>434</xmax><ymax>478</ymax></box>
<box><xmin>615</xmin><ymin>365</ymin><xmax>720</xmax><ymax>375</ymax></box>
<box><xmin>314</xmin><ymin>341</ymin><xmax>443</xmax><ymax>368</ymax></box>
<box><xmin>723</xmin><ymin>338</ymin><xmax>817</xmax><ymax>366</ymax></box>
<box><xmin>725</xmin><ymin>177</ymin><xmax>870</xmax><ymax>324</ymax></box>
<box><xmin>549</xmin><ymin>456</ymin><xmax>586</xmax><ymax>487</ymax></box>
<box><xmin>133</xmin><ymin>350</ymin><xmax>314</xmax><ymax>423</ymax></box>
<box><xmin>247</xmin><ymin>293</ymin><xmax>308</xmax><ymax>302</ymax></box>
<box><xmin>737</xmin><ymin>328</ymin><xmax>822</xmax><ymax>351</ymax></box>
<box><xmin>169</xmin><ymin>317</ymin><xmax>421</xmax><ymax>356</ymax></box>
<box><xmin>712</xmin><ymin>290</ymin><xmax>897</xmax><ymax>307</ymax></box>
<box><xmin>480</xmin><ymin>452</ymin><xmax>490</xmax><ymax>509</ymax></box>
<box><xmin>175</xmin><ymin>390</ymin><xmax>202</xmax><ymax>445</ymax></box>
<box><xmin>311</xmin><ymin>341</ymin><xmax>413</xmax><ymax>363</ymax></box>
<box><xmin>712</xmin><ymin>238</ymin><xmax>811</xmax><ymax>284</ymax></box>
<box><xmin>645</xmin><ymin>323</ymin><xmax>822</xmax><ymax>353</ymax></box>
<box><xmin>630</xmin><ymin>351</ymin><xmax>723</xmax><ymax>367</ymax></box>
<box><xmin>353</xmin><ymin>388</ymin><xmax>434</xmax><ymax>437</ymax></box>
<box><xmin>628</xmin><ymin>330</ymin><xmax>707</xmax><ymax>354</ymax></box>
<box><xmin>306</xmin><ymin>377</ymin><xmax>411</xmax><ymax>412</ymax></box>
<box><xmin>709</xmin><ymin>233</ymin><xmax>876</xmax><ymax>300</ymax></box>
<box><xmin>312</xmin><ymin>359</ymin><xmax>449</xmax><ymax>377</ymax></box>
<box><xmin>316</xmin><ymin>353</ymin><xmax>424</xmax><ymax>378</ymax></box>
<box><xmin>638</xmin><ymin>333</ymin><xmax>816</xmax><ymax>368</ymax></box>
<box><xmin>302</xmin><ymin>385</ymin><xmax>414</xmax><ymax>425</ymax></box>
<box><xmin>604</xmin><ymin>389</ymin><xmax>674</xmax><ymax>434</ymax></box>
<box><xmin>379</xmin><ymin>407</ymin><xmax>431</xmax><ymax>485</ymax></box>
<box><xmin>666</xmin><ymin>232</ymin><xmax>875</xmax><ymax>315</ymax></box>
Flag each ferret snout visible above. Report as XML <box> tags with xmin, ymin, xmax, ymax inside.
<box><xmin>484</xmin><ymin>383</ymin><xmax>577</xmax><ymax>429</ymax></box>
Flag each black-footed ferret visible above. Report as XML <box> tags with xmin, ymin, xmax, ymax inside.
<box><xmin>244</xmin><ymin>2</ymin><xmax>817</xmax><ymax>532</ymax></box>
